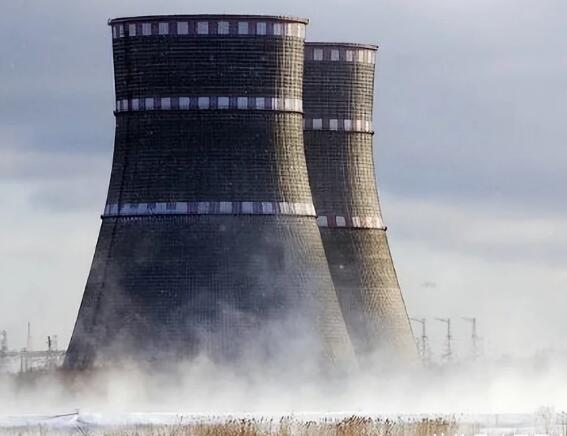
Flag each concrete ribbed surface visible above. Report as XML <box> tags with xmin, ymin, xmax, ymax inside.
<box><xmin>66</xmin><ymin>215</ymin><xmax>353</xmax><ymax>368</ymax></box>
<box><xmin>65</xmin><ymin>16</ymin><xmax>355</xmax><ymax>369</ymax></box>
<box><xmin>303</xmin><ymin>42</ymin><xmax>418</xmax><ymax>365</ymax></box>
<box><xmin>319</xmin><ymin>228</ymin><xmax>418</xmax><ymax>361</ymax></box>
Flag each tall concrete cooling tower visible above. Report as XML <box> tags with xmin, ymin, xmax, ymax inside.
<box><xmin>65</xmin><ymin>16</ymin><xmax>355</xmax><ymax>369</ymax></box>
<box><xmin>303</xmin><ymin>43</ymin><xmax>418</xmax><ymax>364</ymax></box>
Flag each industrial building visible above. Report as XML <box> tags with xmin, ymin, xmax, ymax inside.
<box><xmin>65</xmin><ymin>15</ymin><xmax>356</xmax><ymax>369</ymax></box>
<box><xmin>303</xmin><ymin>42</ymin><xmax>418</xmax><ymax>364</ymax></box>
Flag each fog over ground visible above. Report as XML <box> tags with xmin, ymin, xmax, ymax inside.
<box><xmin>0</xmin><ymin>0</ymin><xmax>566</xmax><ymax>360</ymax></box>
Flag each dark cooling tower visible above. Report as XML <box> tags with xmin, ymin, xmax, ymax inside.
<box><xmin>303</xmin><ymin>43</ymin><xmax>418</xmax><ymax>364</ymax></box>
<box><xmin>64</xmin><ymin>16</ymin><xmax>356</xmax><ymax>369</ymax></box>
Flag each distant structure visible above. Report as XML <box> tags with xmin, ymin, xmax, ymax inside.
<box><xmin>410</xmin><ymin>318</ymin><xmax>431</xmax><ymax>365</ymax></box>
<box><xmin>303</xmin><ymin>42</ymin><xmax>418</xmax><ymax>364</ymax></box>
<box><xmin>435</xmin><ymin>318</ymin><xmax>453</xmax><ymax>363</ymax></box>
<box><xmin>462</xmin><ymin>317</ymin><xmax>481</xmax><ymax>360</ymax></box>
<box><xmin>26</xmin><ymin>321</ymin><xmax>32</xmax><ymax>352</ymax></box>
<box><xmin>65</xmin><ymin>15</ymin><xmax>355</xmax><ymax>369</ymax></box>
<box><xmin>0</xmin><ymin>328</ymin><xmax>64</xmax><ymax>374</ymax></box>
<box><xmin>0</xmin><ymin>331</ymin><xmax>7</xmax><ymax>355</ymax></box>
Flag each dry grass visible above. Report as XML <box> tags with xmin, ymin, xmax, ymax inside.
<box><xmin>188</xmin><ymin>417</ymin><xmax>459</xmax><ymax>436</ymax></box>
<box><xmin>0</xmin><ymin>416</ymin><xmax>461</xmax><ymax>436</ymax></box>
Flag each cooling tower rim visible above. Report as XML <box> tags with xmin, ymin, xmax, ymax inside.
<box><xmin>305</xmin><ymin>41</ymin><xmax>378</xmax><ymax>50</ymax></box>
<box><xmin>108</xmin><ymin>15</ymin><xmax>309</xmax><ymax>25</ymax></box>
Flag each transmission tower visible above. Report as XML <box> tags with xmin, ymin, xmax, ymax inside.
<box><xmin>26</xmin><ymin>322</ymin><xmax>32</xmax><ymax>352</ymax></box>
<box><xmin>410</xmin><ymin>318</ymin><xmax>430</xmax><ymax>365</ymax></box>
<box><xmin>462</xmin><ymin>317</ymin><xmax>480</xmax><ymax>360</ymax></box>
<box><xmin>0</xmin><ymin>331</ymin><xmax>7</xmax><ymax>354</ymax></box>
<box><xmin>435</xmin><ymin>318</ymin><xmax>453</xmax><ymax>363</ymax></box>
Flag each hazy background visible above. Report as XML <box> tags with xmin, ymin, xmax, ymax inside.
<box><xmin>0</xmin><ymin>0</ymin><xmax>565</xmax><ymax>360</ymax></box>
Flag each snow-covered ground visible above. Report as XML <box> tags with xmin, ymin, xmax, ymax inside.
<box><xmin>0</xmin><ymin>412</ymin><xmax>564</xmax><ymax>435</ymax></box>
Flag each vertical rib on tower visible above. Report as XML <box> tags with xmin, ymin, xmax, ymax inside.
<box><xmin>303</xmin><ymin>42</ymin><xmax>418</xmax><ymax>364</ymax></box>
<box><xmin>64</xmin><ymin>17</ymin><xmax>355</xmax><ymax>369</ymax></box>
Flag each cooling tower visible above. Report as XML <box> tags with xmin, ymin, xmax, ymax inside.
<box><xmin>303</xmin><ymin>43</ymin><xmax>418</xmax><ymax>364</ymax></box>
<box><xmin>64</xmin><ymin>16</ymin><xmax>355</xmax><ymax>369</ymax></box>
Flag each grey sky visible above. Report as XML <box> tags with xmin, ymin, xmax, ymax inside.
<box><xmin>1</xmin><ymin>0</ymin><xmax>565</xmax><ymax>358</ymax></box>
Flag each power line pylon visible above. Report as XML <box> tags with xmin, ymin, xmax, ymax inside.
<box><xmin>462</xmin><ymin>317</ymin><xmax>480</xmax><ymax>360</ymax></box>
<box><xmin>435</xmin><ymin>318</ymin><xmax>453</xmax><ymax>364</ymax></box>
<box><xmin>410</xmin><ymin>318</ymin><xmax>430</xmax><ymax>365</ymax></box>
<box><xmin>0</xmin><ymin>331</ymin><xmax>7</xmax><ymax>354</ymax></box>
<box><xmin>26</xmin><ymin>322</ymin><xmax>32</xmax><ymax>352</ymax></box>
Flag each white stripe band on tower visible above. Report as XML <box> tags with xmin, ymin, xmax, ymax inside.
<box><xmin>115</xmin><ymin>96</ymin><xmax>303</xmax><ymax>113</ymax></box>
<box><xmin>102</xmin><ymin>201</ymin><xmax>316</xmax><ymax>218</ymax></box>
<box><xmin>303</xmin><ymin>118</ymin><xmax>373</xmax><ymax>133</ymax></box>
<box><xmin>112</xmin><ymin>21</ymin><xmax>306</xmax><ymax>39</ymax></box>
<box><xmin>316</xmin><ymin>215</ymin><xmax>385</xmax><ymax>229</ymax></box>
<box><xmin>307</xmin><ymin>47</ymin><xmax>376</xmax><ymax>64</ymax></box>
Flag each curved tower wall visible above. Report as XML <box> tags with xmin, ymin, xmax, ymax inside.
<box><xmin>65</xmin><ymin>17</ymin><xmax>355</xmax><ymax>369</ymax></box>
<box><xmin>303</xmin><ymin>42</ymin><xmax>418</xmax><ymax>363</ymax></box>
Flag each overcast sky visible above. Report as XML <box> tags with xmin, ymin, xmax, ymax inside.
<box><xmin>1</xmin><ymin>0</ymin><xmax>565</xmax><ymax>359</ymax></box>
